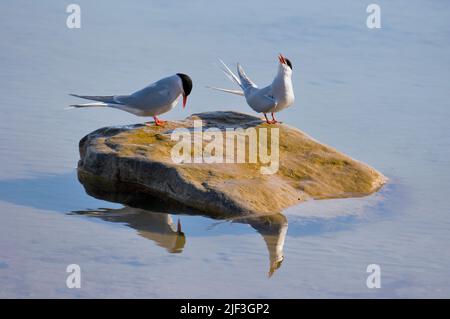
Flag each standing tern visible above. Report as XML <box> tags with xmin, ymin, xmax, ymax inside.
<box><xmin>209</xmin><ymin>54</ymin><xmax>294</xmax><ymax>124</ymax></box>
<box><xmin>70</xmin><ymin>73</ymin><xmax>193</xmax><ymax>126</ymax></box>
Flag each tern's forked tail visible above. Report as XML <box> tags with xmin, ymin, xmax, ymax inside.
<box><xmin>219</xmin><ymin>59</ymin><xmax>242</xmax><ymax>88</ymax></box>
<box><xmin>69</xmin><ymin>93</ymin><xmax>123</xmax><ymax>108</ymax></box>
<box><xmin>207</xmin><ymin>59</ymin><xmax>248</xmax><ymax>96</ymax></box>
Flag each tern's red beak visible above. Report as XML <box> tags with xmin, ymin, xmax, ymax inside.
<box><xmin>278</xmin><ymin>53</ymin><xmax>286</xmax><ymax>64</ymax></box>
<box><xmin>182</xmin><ymin>95</ymin><xmax>187</xmax><ymax>109</ymax></box>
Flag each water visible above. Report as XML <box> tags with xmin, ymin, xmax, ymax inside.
<box><xmin>0</xmin><ymin>0</ymin><xmax>449</xmax><ymax>298</ymax></box>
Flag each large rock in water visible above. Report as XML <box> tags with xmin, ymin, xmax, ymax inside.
<box><xmin>78</xmin><ymin>111</ymin><xmax>386</xmax><ymax>216</ymax></box>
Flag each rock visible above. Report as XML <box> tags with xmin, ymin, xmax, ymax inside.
<box><xmin>78</xmin><ymin>111</ymin><xmax>386</xmax><ymax>216</ymax></box>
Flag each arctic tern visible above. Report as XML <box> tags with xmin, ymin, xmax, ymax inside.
<box><xmin>209</xmin><ymin>54</ymin><xmax>294</xmax><ymax>124</ymax></box>
<box><xmin>70</xmin><ymin>73</ymin><xmax>193</xmax><ymax>126</ymax></box>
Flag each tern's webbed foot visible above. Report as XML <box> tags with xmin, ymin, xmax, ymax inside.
<box><xmin>148</xmin><ymin>117</ymin><xmax>166</xmax><ymax>127</ymax></box>
<box><xmin>266</xmin><ymin>120</ymin><xmax>281</xmax><ymax>124</ymax></box>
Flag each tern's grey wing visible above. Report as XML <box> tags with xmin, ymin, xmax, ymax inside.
<box><xmin>237</xmin><ymin>63</ymin><xmax>257</xmax><ymax>91</ymax></box>
<box><xmin>119</xmin><ymin>80</ymin><xmax>172</xmax><ymax>109</ymax></box>
<box><xmin>246</xmin><ymin>86</ymin><xmax>278</xmax><ymax>113</ymax></box>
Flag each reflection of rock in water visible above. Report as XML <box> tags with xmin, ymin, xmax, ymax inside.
<box><xmin>75</xmin><ymin>171</ymin><xmax>288</xmax><ymax>276</ymax></box>
<box><xmin>72</xmin><ymin>207</ymin><xmax>185</xmax><ymax>253</ymax></box>
<box><xmin>239</xmin><ymin>214</ymin><xmax>288</xmax><ymax>277</ymax></box>
<box><xmin>77</xmin><ymin>169</ymin><xmax>242</xmax><ymax>219</ymax></box>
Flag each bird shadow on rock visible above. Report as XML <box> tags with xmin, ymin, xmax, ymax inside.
<box><xmin>159</xmin><ymin>111</ymin><xmax>267</xmax><ymax>134</ymax></box>
<box><xmin>188</xmin><ymin>111</ymin><xmax>266</xmax><ymax>129</ymax></box>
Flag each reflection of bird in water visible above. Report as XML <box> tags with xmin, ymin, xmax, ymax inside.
<box><xmin>72</xmin><ymin>205</ymin><xmax>287</xmax><ymax>276</ymax></box>
<box><xmin>71</xmin><ymin>207</ymin><xmax>185</xmax><ymax>253</ymax></box>
<box><xmin>239</xmin><ymin>214</ymin><xmax>288</xmax><ymax>277</ymax></box>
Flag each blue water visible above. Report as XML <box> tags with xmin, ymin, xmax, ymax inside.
<box><xmin>0</xmin><ymin>0</ymin><xmax>449</xmax><ymax>298</ymax></box>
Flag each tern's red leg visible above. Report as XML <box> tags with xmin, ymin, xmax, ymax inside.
<box><xmin>264</xmin><ymin>113</ymin><xmax>271</xmax><ymax>124</ymax></box>
<box><xmin>271</xmin><ymin>112</ymin><xmax>282</xmax><ymax>124</ymax></box>
<box><xmin>153</xmin><ymin>116</ymin><xmax>166</xmax><ymax>126</ymax></box>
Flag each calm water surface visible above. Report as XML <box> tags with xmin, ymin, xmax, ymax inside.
<box><xmin>0</xmin><ymin>0</ymin><xmax>449</xmax><ymax>298</ymax></box>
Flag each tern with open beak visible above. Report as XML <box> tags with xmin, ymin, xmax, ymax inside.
<box><xmin>70</xmin><ymin>73</ymin><xmax>193</xmax><ymax>126</ymax></box>
<box><xmin>209</xmin><ymin>54</ymin><xmax>294</xmax><ymax>124</ymax></box>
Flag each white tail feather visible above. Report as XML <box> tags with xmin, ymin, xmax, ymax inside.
<box><xmin>69</xmin><ymin>102</ymin><xmax>108</xmax><ymax>108</ymax></box>
<box><xmin>206</xmin><ymin>86</ymin><xmax>244</xmax><ymax>96</ymax></box>
<box><xmin>219</xmin><ymin>59</ymin><xmax>242</xmax><ymax>88</ymax></box>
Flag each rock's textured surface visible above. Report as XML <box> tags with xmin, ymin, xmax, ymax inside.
<box><xmin>78</xmin><ymin>111</ymin><xmax>386</xmax><ymax>216</ymax></box>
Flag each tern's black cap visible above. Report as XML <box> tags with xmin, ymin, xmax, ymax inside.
<box><xmin>285</xmin><ymin>58</ymin><xmax>293</xmax><ymax>70</ymax></box>
<box><xmin>177</xmin><ymin>73</ymin><xmax>193</xmax><ymax>96</ymax></box>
